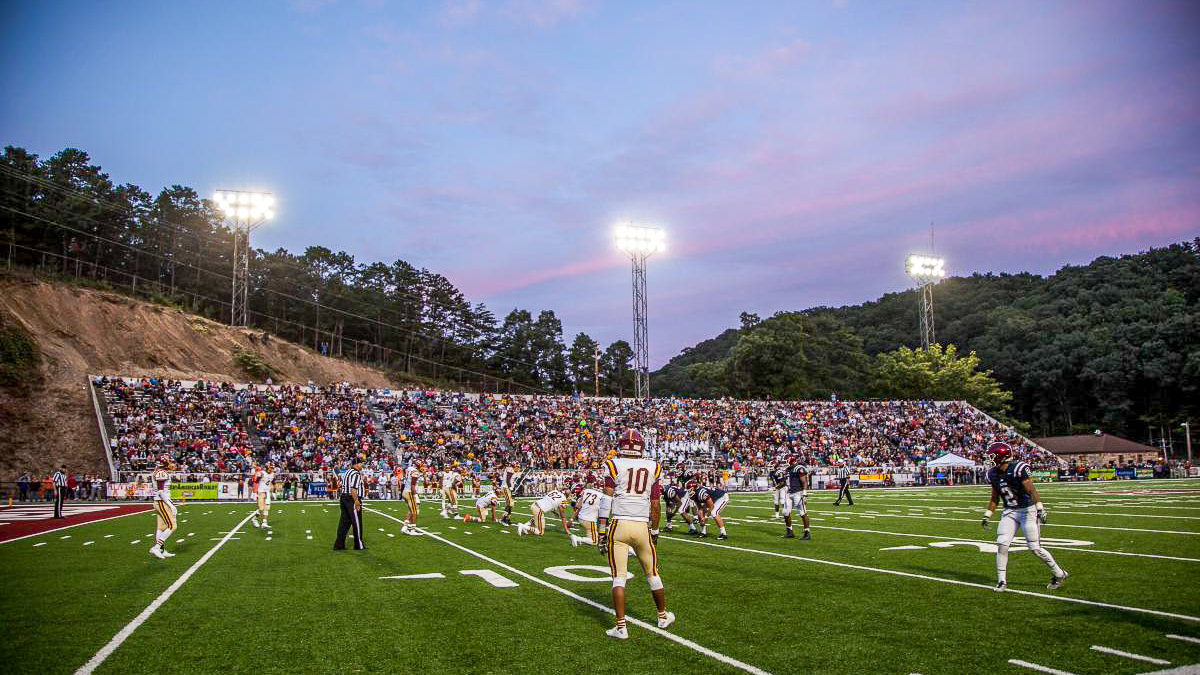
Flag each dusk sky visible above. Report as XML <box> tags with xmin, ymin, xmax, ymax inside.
<box><xmin>2</xmin><ymin>0</ymin><xmax>1197</xmax><ymax>366</ymax></box>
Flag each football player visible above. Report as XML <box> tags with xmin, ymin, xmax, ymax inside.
<box><xmin>250</xmin><ymin>461</ymin><xmax>276</xmax><ymax>529</ymax></box>
<box><xmin>440</xmin><ymin>465</ymin><xmax>462</xmax><ymax>518</ymax></box>
<box><xmin>150</xmin><ymin>453</ymin><xmax>177</xmax><ymax>559</ymax></box>
<box><xmin>781</xmin><ymin>456</ymin><xmax>811</xmax><ymax>540</ymax></box>
<box><xmin>568</xmin><ymin>483</ymin><xmax>609</xmax><ymax>547</ymax></box>
<box><xmin>498</xmin><ymin>463</ymin><xmax>518</xmax><ymax>525</ymax></box>
<box><xmin>402</xmin><ymin>463</ymin><xmax>421</xmax><ymax>534</ymax></box>
<box><xmin>470</xmin><ymin>490</ymin><xmax>501</xmax><ymax>523</ymax></box>
<box><xmin>769</xmin><ymin>461</ymin><xmax>786</xmax><ymax>518</ymax></box>
<box><xmin>982</xmin><ymin>442</ymin><xmax>1068</xmax><ymax>591</ymax></box>
<box><xmin>691</xmin><ymin>480</ymin><xmax>730</xmax><ymax>539</ymax></box>
<box><xmin>598</xmin><ymin>429</ymin><xmax>673</xmax><ymax>639</ymax></box>
<box><xmin>517</xmin><ymin>488</ymin><xmax>570</xmax><ymax>536</ymax></box>
<box><xmin>661</xmin><ymin>482</ymin><xmax>697</xmax><ymax>535</ymax></box>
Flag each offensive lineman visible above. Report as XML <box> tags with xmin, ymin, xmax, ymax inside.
<box><xmin>781</xmin><ymin>456</ymin><xmax>812</xmax><ymax>540</ymax></box>
<box><xmin>661</xmin><ymin>482</ymin><xmax>697</xmax><ymax>535</ymax></box>
<box><xmin>440</xmin><ymin>465</ymin><xmax>461</xmax><ymax>518</ymax></box>
<box><xmin>470</xmin><ymin>490</ymin><xmax>502</xmax><ymax>523</ymax></box>
<box><xmin>691</xmin><ymin>481</ymin><xmax>730</xmax><ymax>540</ymax></box>
<box><xmin>981</xmin><ymin>442</ymin><xmax>1068</xmax><ymax>591</ymax></box>
<box><xmin>150</xmin><ymin>453</ymin><xmax>177</xmax><ymax>559</ymax></box>
<box><xmin>517</xmin><ymin>488</ymin><xmax>570</xmax><ymax>536</ymax></box>
<box><xmin>599</xmin><ymin>429</ymin><xmax>673</xmax><ymax>638</ymax></box>
<box><xmin>497</xmin><ymin>463</ymin><xmax>518</xmax><ymax>525</ymax></box>
<box><xmin>568</xmin><ymin>483</ymin><xmax>609</xmax><ymax>547</ymax></box>
<box><xmin>402</xmin><ymin>462</ymin><xmax>421</xmax><ymax>534</ymax></box>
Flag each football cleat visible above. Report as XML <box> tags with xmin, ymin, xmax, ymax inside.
<box><xmin>162</xmin><ymin>549</ymin><xmax>176</xmax><ymax>557</ymax></box>
<box><xmin>1047</xmin><ymin>570</ymin><xmax>1069</xmax><ymax>590</ymax></box>
<box><xmin>994</xmin><ymin>581</ymin><xmax>1007</xmax><ymax>593</ymax></box>
<box><xmin>717</xmin><ymin>533</ymin><xmax>728</xmax><ymax>540</ymax></box>
<box><xmin>783</xmin><ymin>530</ymin><xmax>795</xmax><ymax>538</ymax></box>
<box><xmin>605</xmin><ymin>625</ymin><xmax>629</xmax><ymax>640</ymax></box>
<box><xmin>516</xmin><ymin>523</ymin><xmax>529</xmax><ymax>536</ymax></box>
<box><xmin>251</xmin><ymin>516</ymin><xmax>260</xmax><ymax>528</ymax></box>
<box><xmin>570</xmin><ymin>535</ymin><xmax>580</xmax><ymax>548</ymax></box>
<box><xmin>657</xmin><ymin>612</ymin><xmax>676</xmax><ymax>629</ymax></box>
<box><xmin>150</xmin><ymin>546</ymin><xmax>167</xmax><ymax>559</ymax></box>
<box><xmin>801</xmin><ymin>531</ymin><xmax>812</xmax><ymax>541</ymax></box>
<box><xmin>663</xmin><ymin>523</ymin><xmax>673</xmax><ymax>532</ymax></box>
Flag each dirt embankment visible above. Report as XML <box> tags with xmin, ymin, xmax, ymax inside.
<box><xmin>0</xmin><ymin>275</ymin><xmax>399</xmax><ymax>478</ymax></box>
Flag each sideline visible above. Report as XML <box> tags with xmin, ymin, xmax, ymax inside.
<box><xmin>73</xmin><ymin>512</ymin><xmax>256</xmax><ymax>675</ymax></box>
<box><xmin>0</xmin><ymin>506</ymin><xmax>152</xmax><ymax>545</ymax></box>
<box><xmin>365</xmin><ymin>507</ymin><xmax>772</xmax><ymax>675</ymax></box>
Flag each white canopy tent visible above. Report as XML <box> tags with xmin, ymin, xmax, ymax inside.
<box><xmin>926</xmin><ymin>452</ymin><xmax>978</xmax><ymax>468</ymax></box>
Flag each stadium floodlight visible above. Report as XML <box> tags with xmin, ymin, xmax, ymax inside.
<box><xmin>614</xmin><ymin>224</ymin><xmax>665</xmax><ymax>399</ymax></box>
<box><xmin>905</xmin><ymin>253</ymin><xmax>945</xmax><ymax>351</ymax></box>
<box><xmin>214</xmin><ymin>189</ymin><xmax>275</xmax><ymax>328</ymax></box>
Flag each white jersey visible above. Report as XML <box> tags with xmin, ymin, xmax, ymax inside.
<box><xmin>574</xmin><ymin>488</ymin><xmax>607</xmax><ymax>523</ymax></box>
<box><xmin>604</xmin><ymin>456</ymin><xmax>662</xmax><ymax>523</ymax></box>
<box><xmin>501</xmin><ymin>468</ymin><xmax>515</xmax><ymax>490</ymax></box>
<box><xmin>153</xmin><ymin>469</ymin><xmax>172</xmax><ymax>502</ymax></box>
<box><xmin>534</xmin><ymin>490</ymin><xmax>568</xmax><ymax>514</ymax></box>
<box><xmin>443</xmin><ymin>470</ymin><xmax>460</xmax><ymax>490</ymax></box>
<box><xmin>256</xmin><ymin>470</ymin><xmax>275</xmax><ymax>494</ymax></box>
<box><xmin>404</xmin><ymin>466</ymin><xmax>421</xmax><ymax>494</ymax></box>
<box><xmin>476</xmin><ymin>492</ymin><xmax>500</xmax><ymax>509</ymax></box>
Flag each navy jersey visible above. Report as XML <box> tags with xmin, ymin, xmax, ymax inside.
<box><xmin>694</xmin><ymin>486</ymin><xmax>726</xmax><ymax>504</ymax></box>
<box><xmin>769</xmin><ymin>468</ymin><xmax>786</xmax><ymax>489</ymax></box>
<box><xmin>988</xmin><ymin>461</ymin><xmax>1035</xmax><ymax>509</ymax></box>
<box><xmin>786</xmin><ymin>464</ymin><xmax>808</xmax><ymax>493</ymax></box>
<box><xmin>663</xmin><ymin>485</ymin><xmax>685</xmax><ymax>505</ymax></box>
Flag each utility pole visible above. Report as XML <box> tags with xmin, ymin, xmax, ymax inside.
<box><xmin>593</xmin><ymin>345</ymin><xmax>602</xmax><ymax>398</ymax></box>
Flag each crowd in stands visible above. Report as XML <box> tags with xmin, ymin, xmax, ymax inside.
<box><xmin>92</xmin><ymin>377</ymin><xmax>1063</xmax><ymax>489</ymax></box>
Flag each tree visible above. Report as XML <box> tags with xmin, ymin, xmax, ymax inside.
<box><xmin>601</xmin><ymin>341</ymin><xmax>635</xmax><ymax>397</ymax></box>
<box><xmin>872</xmin><ymin>343</ymin><xmax>1013</xmax><ymax>416</ymax></box>
<box><xmin>567</xmin><ymin>332</ymin><xmax>601</xmax><ymax>394</ymax></box>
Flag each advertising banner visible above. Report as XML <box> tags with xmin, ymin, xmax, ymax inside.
<box><xmin>1115</xmin><ymin>468</ymin><xmax>1136</xmax><ymax>479</ymax></box>
<box><xmin>170</xmin><ymin>482</ymin><xmax>218</xmax><ymax>500</ymax></box>
<box><xmin>309</xmin><ymin>481</ymin><xmax>328</xmax><ymax>498</ymax></box>
<box><xmin>857</xmin><ymin>473</ymin><xmax>889</xmax><ymax>484</ymax></box>
<box><xmin>107</xmin><ymin>482</ymin><xmax>154</xmax><ymax>499</ymax></box>
<box><xmin>1032</xmin><ymin>470</ymin><xmax>1057</xmax><ymax>482</ymax></box>
<box><xmin>1089</xmin><ymin>467</ymin><xmax>1116</xmax><ymax>481</ymax></box>
<box><xmin>1136</xmin><ymin>468</ymin><xmax>1153</xmax><ymax>479</ymax></box>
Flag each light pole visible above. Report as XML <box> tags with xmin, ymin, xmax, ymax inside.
<box><xmin>905</xmin><ymin>254</ymin><xmax>946</xmax><ymax>350</ymax></box>
<box><xmin>593</xmin><ymin>345</ymin><xmax>602</xmax><ymax>398</ymax></box>
<box><xmin>614</xmin><ymin>224</ymin><xmax>665</xmax><ymax>399</ymax></box>
<box><xmin>214</xmin><ymin>190</ymin><xmax>274</xmax><ymax>327</ymax></box>
<box><xmin>1183</xmin><ymin>421</ymin><xmax>1193</xmax><ymax>464</ymax></box>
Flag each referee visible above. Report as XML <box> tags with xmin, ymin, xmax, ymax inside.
<box><xmin>52</xmin><ymin>465</ymin><xmax>68</xmax><ymax>518</ymax></box>
<box><xmin>833</xmin><ymin>461</ymin><xmax>855</xmax><ymax>506</ymax></box>
<box><xmin>334</xmin><ymin>457</ymin><xmax>366</xmax><ymax>550</ymax></box>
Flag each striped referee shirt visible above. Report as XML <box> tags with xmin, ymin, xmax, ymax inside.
<box><xmin>837</xmin><ymin>466</ymin><xmax>850</xmax><ymax>481</ymax></box>
<box><xmin>341</xmin><ymin>468</ymin><xmax>365</xmax><ymax>498</ymax></box>
<box><xmin>53</xmin><ymin>470</ymin><xmax>67</xmax><ymax>488</ymax></box>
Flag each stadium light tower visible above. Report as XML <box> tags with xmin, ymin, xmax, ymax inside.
<box><xmin>905</xmin><ymin>254</ymin><xmax>946</xmax><ymax>350</ymax></box>
<box><xmin>614</xmin><ymin>224</ymin><xmax>665</xmax><ymax>399</ymax></box>
<box><xmin>214</xmin><ymin>190</ymin><xmax>275</xmax><ymax>327</ymax></box>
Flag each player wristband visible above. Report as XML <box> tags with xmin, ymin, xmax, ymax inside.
<box><xmin>1035</xmin><ymin>504</ymin><xmax>1045</xmax><ymax>512</ymax></box>
<box><xmin>983</xmin><ymin>510</ymin><xmax>993</xmax><ymax>518</ymax></box>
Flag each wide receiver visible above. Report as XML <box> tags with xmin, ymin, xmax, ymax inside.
<box><xmin>598</xmin><ymin>429</ymin><xmax>673</xmax><ymax>639</ymax></box>
<box><xmin>469</xmin><ymin>490</ymin><xmax>501</xmax><ymax>523</ymax></box>
<box><xmin>150</xmin><ymin>453</ymin><xmax>178</xmax><ymax>559</ymax></box>
<box><xmin>981</xmin><ymin>442</ymin><xmax>1068</xmax><ymax>591</ymax></box>
<box><xmin>250</xmin><ymin>461</ymin><xmax>276</xmax><ymax>529</ymax></box>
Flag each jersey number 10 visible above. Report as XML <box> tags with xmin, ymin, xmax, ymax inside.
<box><xmin>625</xmin><ymin>467</ymin><xmax>649</xmax><ymax>494</ymax></box>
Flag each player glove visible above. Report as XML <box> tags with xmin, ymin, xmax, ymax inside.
<box><xmin>651</xmin><ymin>528</ymin><xmax>659</xmax><ymax>544</ymax></box>
<box><xmin>1036</xmin><ymin>506</ymin><xmax>1047</xmax><ymax>524</ymax></box>
<box><xmin>598</xmin><ymin>531</ymin><xmax>609</xmax><ymax>555</ymax></box>
<box><xmin>981</xmin><ymin>509</ymin><xmax>992</xmax><ymax>529</ymax></box>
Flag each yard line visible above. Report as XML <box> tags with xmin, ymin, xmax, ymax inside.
<box><xmin>722</xmin><ymin>504</ymin><xmax>1200</xmax><ymax>535</ymax></box>
<box><xmin>75</xmin><ymin>512</ymin><xmax>255</xmax><ymax>675</ymax></box>
<box><xmin>33</xmin><ymin>542</ymin><xmax>46</xmax><ymax>547</ymax></box>
<box><xmin>660</xmin><ymin>534</ymin><xmax>1200</xmax><ymax>624</ymax></box>
<box><xmin>1008</xmin><ymin>659</ymin><xmax>1077</xmax><ymax>675</ymax></box>
<box><xmin>1089</xmin><ymin>646</ymin><xmax>1170</xmax><ymax>664</ymax></box>
<box><xmin>83</xmin><ymin>541</ymin><xmax>94</xmax><ymax>546</ymax></box>
<box><xmin>366</xmin><ymin>507</ymin><xmax>772</xmax><ymax>675</ymax></box>
<box><xmin>1166</xmin><ymin>634</ymin><xmax>1200</xmax><ymax>645</ymax></box>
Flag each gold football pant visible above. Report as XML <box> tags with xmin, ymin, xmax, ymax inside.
<box><xmin>607</xmin><ymin>519</ymin><xmax>658</xmax><ymax>585</ymax></box>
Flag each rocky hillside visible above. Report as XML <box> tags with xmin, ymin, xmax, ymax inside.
<box><xmin>0</xmin><ymin>274</ymin><xmax>399</xmax><ymax>478</ymax></box>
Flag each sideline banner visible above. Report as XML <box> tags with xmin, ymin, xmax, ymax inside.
<box><xmin>1135</xmin><ymin>468</ymin><xmax>1153</xmax><ymax>479</ymax></box>
<box><xmin>170</xmin><ymin>482</ymin><xmax>218</xmax><ymax>500</ymax></box>
<box><xmin>1115</xmin><ymin>468</ymin><xmax>1136</xmax><ymax>479</ymax></box>
<box><xmin>1089</xmin><ymin>467</ymin><xmax>1116</xmax><ymax>480</ymax></box>
<box><xmin>107</xmin><ymin>482</ymin><xmax>154</xmax><ymax>499</ymax></box>
<box><xmin>1032</xmin><ymin>470</ymin><xmax>1057</xmax><ymax>482</ymax></box>
<box><xmin>857</xmin><ymin>473</ymin><xmax>889</xmax><ymax>484</ymax></box>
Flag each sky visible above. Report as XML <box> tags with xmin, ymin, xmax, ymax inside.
<box><xmin>2</xmin><ymin>0</ymin><xmax>1198</xmax><ymax>367</ymax></box>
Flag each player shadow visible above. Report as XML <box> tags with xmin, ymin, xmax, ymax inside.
<box><xmin>890</xmin><ymin>564</ymin><xmax>992</xmax><ymax>585</ymax></box>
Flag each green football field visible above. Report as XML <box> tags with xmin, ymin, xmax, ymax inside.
<box><xmin>3</xmin><ymin>480</ymin><xmax>1199</xmax><ymax>675</ymax></box>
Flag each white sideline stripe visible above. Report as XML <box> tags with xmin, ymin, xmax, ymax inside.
<box><xmin>1090</xmin><ymin>646</ymin><xmax>1171</xmax><ymax>664</ymax></box>
<box><xmin>366</xmin><ymin>508</ymin><xmax>770</xmax><ymax>675</ymax></box>
<box><xmin>74</xmin><ymin>512</ymin><xmax>255</xmax><ymax>675</ymax></box>
<box><xmin>1166</xmin><ymin>634</ymin><xmax>1200</xmax><ymax>645</ymax></box>
<box><xmin>661</xmin><ymin>535</ymin><xmax>1200</xmax><ymax>623</ymax></box>
<box><xmin>0</xmin><ymin>509</ymin><xmax>151</xmax><ymax>545</ymax></box>
<box><xmin>1008</xmin><ymin>659</ymin><xmax>1077</xmax><ymax>675</ymax></box>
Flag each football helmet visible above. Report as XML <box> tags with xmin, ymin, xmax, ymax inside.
<box><xmin>685</xmin><ymin>479</ymin><xmax>698</xmax><ymax>491</ymax></box>
<box><xmin>986</xmin><ymin>442</ymin><xmax>1012</xmax><ymax>466</ymax></box>
<box><xmin>617</xmin><ymin>429</ymin><xmax>645</xmax><ymax>457</ymax></box>
<box><xmin>157</xmin><ymin>453</ymin><xmax>174</xmax><ymax>469</ymax></box>
<box><xmin>572</xmin><ymin>484</ymin><xmax>584</xmax><ymax>496</ymax></box>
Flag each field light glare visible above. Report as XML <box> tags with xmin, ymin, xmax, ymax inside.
<box><xmin>906</xmin><ymin>254</ymin><xmax>945</xmax><ymax>279</ymax></box>
<box><xmin>214</xmin><ymin>190</ymin><xmax>275</xmax><ymax>221</ymax></box>
<box><xmin>614</xmin><ymin>224</ymin><xmax>666</xmax><ymax>255</ymax></box>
